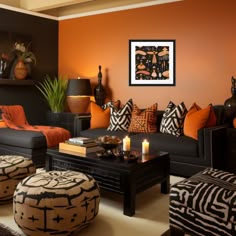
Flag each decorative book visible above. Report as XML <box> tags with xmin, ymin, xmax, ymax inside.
<box><xmin>68</xmin><ymin>137</ymin><xmax>95</xmax><ymax>144</ymax></box>
<box><xmin>59</xmin><ymin>142</ymin><xmax>103</xmax><ymax>155</ymax></box>
<box><xmin>65</xmin><ymin>140</ymin><xmax>97</xmax><ymax>148</ymax></box>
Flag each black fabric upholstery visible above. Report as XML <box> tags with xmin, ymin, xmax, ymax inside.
<box><xmin>78</xmin><ymin>105</ymin><xmax>226</xmax><ymax>177</ymax></box>
<box><xmin>0</xmin><ymin>128</ymin><xmax>46</xmax><ymax>148</ymax></box>
<box><xmin>80</xmin><ymin>128</ymin><xmax>129</xmax><ymax>140</ymax></box>
<box><xmin>0</xmin><ymin>128</ymin><xmax>47</xmax><ymax>168</ymax></box>
<box><xmin>130</xmin><ymin>133</ymin><xmax>198</xmax><ymax>157</ymax></box>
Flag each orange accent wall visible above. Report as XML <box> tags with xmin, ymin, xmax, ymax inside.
<box><xmin>59</xmin><ymin>0</ymin><xmax>236</xmax><ymax>110</ymax></box>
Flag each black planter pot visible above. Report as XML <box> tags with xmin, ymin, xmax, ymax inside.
<box><xmin>46</xmin><ymin>112</ymin><xmax>76</xmax><ymax>136</ymax></box>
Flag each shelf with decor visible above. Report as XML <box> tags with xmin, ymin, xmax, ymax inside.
<box><xmin>0</xmin><ymin>79</ymin><xmax>36</xmax><ymax>86</ymax></box>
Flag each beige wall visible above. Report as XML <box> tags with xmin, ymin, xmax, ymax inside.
<box><xmin>58</xmin><ymin>0</ymin><xmax>236</xmax><ymax>110</ymax></box>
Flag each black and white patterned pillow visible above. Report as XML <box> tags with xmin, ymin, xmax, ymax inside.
<box><xmin>107</xmin><ymin>99</ymin><xmax>133</xmax><ymax>131</ymax></box>
<box><xmin>101</xmin><ymin>100</ymin><xmax>120</xmax><ymax>110</ymax></box>
<box><xmin>160</xmin><ymin>101</ymin><xmax>187</xmax><ymax>137</ymax></box>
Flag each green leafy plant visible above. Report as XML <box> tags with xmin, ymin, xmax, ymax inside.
<box><xmin>36</xmin><ymin>74</ymin><xmax>68</xmax><ymax>112</ymax></box>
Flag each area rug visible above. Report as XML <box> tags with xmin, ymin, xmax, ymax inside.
<box><xmin>0</xmin><ymin>175</ymin><xmax>184</xmax><ymax>236</ymax></box>
<box><xmin>0</xmin><ymin>223</ymin><xmax>23</xmax><ymax>236</ymax></box>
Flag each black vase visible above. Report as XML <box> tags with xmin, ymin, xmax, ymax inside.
<box><xmin>94</xmin><ymin>65</ymin><xmax>106</xmax><ymax>106</ymax></box>
<box><xmin>224</xmin><ymin>87</ymin><xmax>236</xmax><ymax>125</ymax></box>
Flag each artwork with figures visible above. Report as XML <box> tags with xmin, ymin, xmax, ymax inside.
<box><xmin>129</xmin><ymin>40</ymin><xmax>175</xmax><ymax>86</ymax></box>
<box><xmin>0</xmin><ymin>31</ymin><xmax>32</xmax><ymax>79</ymax></box>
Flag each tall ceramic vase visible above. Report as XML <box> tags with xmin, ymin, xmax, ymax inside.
<box><xmin>14</xmin><ymin>59</ymin><xmax>28</xmax><ymax>80</ymax></box>
<box><xmin>224</xmin><ymin>76</ymin><xmax>236</xmax><ymax>125</ymax></box>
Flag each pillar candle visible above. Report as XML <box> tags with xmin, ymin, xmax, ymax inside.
<box><xmin>123</xmin><ymin>136</ymin><xmax>130</xmax><ymax>151</ymax></box>
<box><xmin>142</xmin><ymin>139</ymin><xmax>149</xmax><ymax>154</ymax></box>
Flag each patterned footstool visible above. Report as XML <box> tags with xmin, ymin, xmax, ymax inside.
<box><xmin>0</xmin><ymin>155</ymin><xmax>36</xmax><ymax>204</ymax></box>
<box><xmin>13</xmin><ymin>170</ymin><xmax>100</xmax><ymax>236</ymax></box>
<box><xmin>169</xmin><ymin>168</ymin><xmax>236</xmax><ymax>236</ymax></box>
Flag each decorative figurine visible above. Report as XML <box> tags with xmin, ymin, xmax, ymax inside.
<box><xmin>94</xmin><ymin>65</ymin><xmax>106</xmax><ymax>106</ymax></box>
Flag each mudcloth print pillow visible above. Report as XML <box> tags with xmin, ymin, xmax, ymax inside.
<box><xmin>107</xmin><ymin>99</ymin><xmax>133</xmax><ymax>131</ymax></box>
<box><xmin>160</xmin><ymin>101</ymin><xmax>187</xmax><ymax>137</ymax></box>
<box><xmin>128</xmin><ymin>103</ymin><xmax>158</xmax><ymax>133</ymax></box>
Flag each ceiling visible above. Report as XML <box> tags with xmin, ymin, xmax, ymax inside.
<box><xmin>0</xmin><ymin>0</ymin><xmax>182</xmax><ymax>20</ymax></box>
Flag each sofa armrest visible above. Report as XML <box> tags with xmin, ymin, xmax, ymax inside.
<box><xmin>201</xmin><ymin>125</ymin><xmax>227</xmax><ymax>169</ymax></box>
<box><xmin>74</xmin><ymin>115</ymin><xmax>91</xmax><ymax>136</ymax></box>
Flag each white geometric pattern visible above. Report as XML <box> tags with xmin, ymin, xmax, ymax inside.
<box><xmin>107</xmin><ymin>99</ymin><xmax>133</xmax><ymax>131</ymax></box>
<box><xmin>160</xmin><ymin>101</ymin><xmax>187</xmax><ymax>137</ymax></box>
<box><xmin>170</xmin><ymin>168</ymin><xmax>236</xmax><ymax>236</ymax></box>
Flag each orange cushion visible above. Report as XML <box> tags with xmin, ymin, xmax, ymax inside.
<box><xmin>0</xmin><ymin>120</ymin><xmax>7</xmax><ymax>128</ymax></box>
<box><xmin>90</xmin><ymin>102</ymin><xmax>110</xmax><ymax>129</ymax></box>
<box><xmin>206</xmin><ymin>105</ymin><xmax>217</xmax><ymax>127</ymax></box>
<box><xmin>128</xmin><ymin>103</ymin><xmax>157</xmax><ymax>133</ymax></box>
<box><xmin>233</xmin><ymin>117</ymin><xmax>236</xmax><ymax>128</ymax></box>
<box><xmin>184</xmin><ymin>103</ymin><xmax>213</xmax><ymax>140</ymax></box>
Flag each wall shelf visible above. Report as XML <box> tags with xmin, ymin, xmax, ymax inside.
<box><xmin>0</xmin><ymin>79</ymin><xmax>36</xmax><ymax>86</ymax></box>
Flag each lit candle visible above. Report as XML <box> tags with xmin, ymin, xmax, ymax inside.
<box><xmin>123</xmin><ymin>136</ymin><xmax>130</xmax><ymax>151</ymax></box>
<box><xmin>142</xmin><ymin>139</ymin><xmax>149</xmax><ymax>154</ymax></box>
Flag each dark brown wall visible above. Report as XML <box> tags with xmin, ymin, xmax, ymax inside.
<box><xmin>0</xmin><ymin>8</ymin><xmax>58</xmax><ymax>124</ymax></box>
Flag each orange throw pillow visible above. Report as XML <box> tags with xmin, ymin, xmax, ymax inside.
<box><xmin>0</xmin><ymin>121</ymin><xmax>7</xmax><ymax>128</ymax></box>
<box><xmin>90</xmin><ymin>102</ymin><xmax>110</xmax><ymax>129</ymax></box>
<box><xmin>233</xmin><ymin>117</ymin><xmax>236</xmax><ymax>128</ymax></box>
<box><xmin>184</xmin><ymin>103</ymin><xmax>214</xmax><ymax>140</ymax></box>
<box><xmin>128</xmin><ymin>103</ymin><xmax>157</xmax><ymax>133</ymax></box>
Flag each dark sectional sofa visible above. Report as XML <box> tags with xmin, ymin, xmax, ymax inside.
<box><xmin>0</xmin><ymin>128</ymin><xmax>47</xmax><ymax>168</ymax></box>
<box><xmin>77</xmin><ymin>105</ymin><xmax>226</xmax><ymax>177</ymax></box>
<box><xmin>0</xmin><ymin>105</ymin><xmax>227</xmax><ymax>175</ymax></box>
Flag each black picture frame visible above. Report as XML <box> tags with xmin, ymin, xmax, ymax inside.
<box><xmin>129</xmin><ymin>39</ymin><xmax>176</xmax><ymax>86</ymax></box>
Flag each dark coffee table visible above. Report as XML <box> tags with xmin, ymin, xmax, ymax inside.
<box><xmin>46</xmin><ymin>148</ymin><xmax>170</xmax><ymax>216</ymax></box>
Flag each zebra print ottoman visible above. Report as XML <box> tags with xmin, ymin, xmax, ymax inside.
<box><xmin>13</xmin><ymin>170</ymin><xmax>100</xmax><ymax>236</ymax></box>
<box><xmin>169</xmin><ymin>168</ymin><xmax>236</xmax><ymax>236</ymax></box>
<box><xmin>0</xmin><ymin>155</ymin><xmax>36</xmax><ymax>204</ymax></box>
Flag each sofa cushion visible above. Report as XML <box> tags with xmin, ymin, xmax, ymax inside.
<box><xmin>130</xmin><ymin>132</ymin><xmax>198</xmax><ymax>157</ymax></box>
<box><xmin>90</xmin><ymin>101</ymin><xmax>120</xmax><ymax>129</ymax></box>
<box><xmin>107</xmin><ymin>99</ymin><xmax>133</xmax><ymax>131</ymax></box>
<box><xmin>80</xmin><ymin>128</ymin><xmax>129</xmax><ymax>140</ymax></box>
<box><xmin>184</xmin><ymin>103</ymin><xmax>215</xmax><ymax>140</ymax></box>
<box><xmin>0</xmin><ymin>128</ymin><xmax>46</xmax><ymax>149</ymax></box>
<box><xmin>160</xmin><ymin>101</ymin><xmax>187</xmax><ymax>137</ymax></box>
<box><xmin>90</xmin><ymin>102</ymin><xmax>110</xmax><ymax>129</ymax></box>
<box><xmin>128</xmin><ymin>103</ymin><xmax>157</xmax><ymax>133</ymax></box>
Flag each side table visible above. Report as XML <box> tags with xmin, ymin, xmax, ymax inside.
<box><xmin>46</xmin><ymin>112</ymin><xmax>90</xmax><ymax>137</ymax></box>
<box><xmin>225</xmin><ymin>128</ymin><xmax>236</xmax><ymax>173</ymax></box>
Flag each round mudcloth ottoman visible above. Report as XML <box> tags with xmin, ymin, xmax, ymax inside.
<box><xmin>0</xmin><ymin>155</ymin><xmax>36</xmax><ymax>204</ymax></box>
<box><xmin>13</xmin><ymin>170</ymin><xmax>100</xmax><ymax>236</ymax></box>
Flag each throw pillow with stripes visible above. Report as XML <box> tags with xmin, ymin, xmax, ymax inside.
<box><xmin>107</xmin><ymin>99</ymin><xmax>133</xmax><ymax>131</ymax></box>
<box><xmin>160</xmin><ymin>101</ymin><xmax>187</xmax><ymax>137</ymax></box>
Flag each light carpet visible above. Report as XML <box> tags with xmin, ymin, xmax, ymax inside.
<box><xmin>0</xmin><ymin>175</ymin><xmax>184</xmax><ymax>236</ymax></box>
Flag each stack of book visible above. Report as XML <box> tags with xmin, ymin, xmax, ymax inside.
<box><xmin>59</xmin><ymin>137</ymin><xmax>103</xmax><ymax>155</ymax></box>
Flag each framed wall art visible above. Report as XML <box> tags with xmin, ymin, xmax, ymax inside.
<box><xmin>129</xmin><ymin>39</ymin><xmax>176</xmax><ymax>86</ymax></box>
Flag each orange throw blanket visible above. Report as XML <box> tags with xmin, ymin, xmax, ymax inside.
<box><xmin>1</xmin><ymin>105</ymin><xmax>71</xmax><ymax>148</ymax></box>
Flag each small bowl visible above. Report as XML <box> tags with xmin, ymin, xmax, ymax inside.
<box><xmin>95</xmin><ymin>140</ymin><xmax>122</xmax><ymax>151</ymax></box>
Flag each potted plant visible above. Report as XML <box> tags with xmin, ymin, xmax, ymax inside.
<box><xmin>36</xmin><ymin>74</ymin><xmax>68</xmax><ymax>127</ymax></box>
<box><xmin>36</xmin><ymin>74</ymin><xmax>68</xmax><ymax>113</ymax></box>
